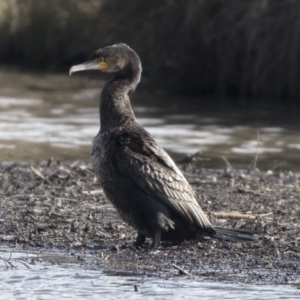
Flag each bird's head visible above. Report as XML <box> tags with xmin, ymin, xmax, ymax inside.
<box><xmin>69</xmin><ymin>43</ymin><xmax>138</xmax><ymax>75</ymax></box>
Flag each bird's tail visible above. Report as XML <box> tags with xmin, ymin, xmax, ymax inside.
<box><xmin>214</xmin><ymin>227</ymin><xmax>258</xmax><ymax>242</ymax></box>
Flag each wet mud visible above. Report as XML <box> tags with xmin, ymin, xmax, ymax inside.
<box><xmin>0</xmin><ymin>160</ymin><xmax>300</xmax><ymax>285</ymax></box>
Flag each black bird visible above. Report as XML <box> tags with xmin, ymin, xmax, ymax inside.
<box><xmin>70</xmin><ymin>44</ymin><xmax>258</xmax><ymax>248</ymax></box>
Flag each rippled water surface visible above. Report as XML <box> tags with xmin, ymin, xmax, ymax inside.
<box><xmin>0</xmin><ymin>71</ymin><xmax>300</xmax><ymax>169</ymax></box>
<box><xmin>0</xmin><ymin>251</ymin><xmax>299</xmax><ymax>300</ymax></box>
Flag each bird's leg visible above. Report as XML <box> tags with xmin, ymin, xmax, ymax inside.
<box><xmin>135</xmin><ymin>232</ymin><xmax>146</xmax><ymax>246</ymax></box>
<box><xmin>152</xmin><ymin>230</ymin><xmax>161</xmax><ymax>249</ymax></box>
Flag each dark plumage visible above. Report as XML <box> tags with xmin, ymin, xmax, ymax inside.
<box><xmin>70</xmin><ymin>43</ymin><xmax>258</xmax><ymax>248</ymax></box>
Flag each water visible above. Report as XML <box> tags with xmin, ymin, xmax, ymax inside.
<box><xmin>0</xmin><ymin>71</ymin><xmax>300</xmax><ymax>169</ymax></box>
<box><xmin>0</xmin><ymin>251</ymin><xmax>298</xmax><ymax>300</ymax></box>
<box><xmin>1</xmin><ymin>71</ymin><xmax>300</xmax><ymax>298</ymax></box>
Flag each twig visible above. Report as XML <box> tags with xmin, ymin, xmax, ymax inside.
<box><xmin>253</xmin><ymin>129</ymin><xmax>260</xmax><ymax>170</ymax></box>
<box><xmin>0</xmin><ymin>252</ymin><xmax>15</xmax><ymax>268</ymax></box>
<box><xmin>176</xmin><ymin>151</ymin><xmax>209</xmax><ymax>164</ymax></box>
<box><xmin>82</xmin><ymin>189</ymin><xmax>103</xmax><ymax>195</ymax></box>
<box><xmin>49</xmin><ymin>198</ymin><xmax>57</xmax><ymax>215</ymax></box>
<box><xmin>95</xmin><ymin>229</ymin><xmax>111</xmax><ymax>238</ymax></box>
<box><xmin>30</xmin><ymin>166</ymin><xmax>51</xmax><ymax>184</ymax></box>
<box><xmin>268</xmin><ymin>161</ymin><xmax>287</xmax><ymax>172</ymax></box>
<box><xmin>49</xmin><ymin>212</ymin><xmax>65</xmax><ymax>218</ymax></box>
<box><xmin>221</xmin><ymin>156</ymin><xmax>233</xmax><ymax>169</ymax></box>
<box><xmin>236</xmin><ymin>187</ymin><xmax>262</xmax><ymax>196</ymax></box>
<box><xmin>19</xmin><ymin>260</ymin><xmax>31</xmax><ymax>269</ymax></box>
<box><xmin>172</xmin><ymin>264</ymin><xmax>192</xmax><ymax>276</ymax></box>
<box><xmin>28</xmin><ymin>214</ymin><xmax>39</xmax><ymax>222</ymax></box>
<box><xmin>209</xmin><ymin>211</ymin><xmax>273</xmax><ymax>221</ymax></box>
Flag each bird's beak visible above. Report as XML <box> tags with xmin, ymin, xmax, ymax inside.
<box><xmin>69</xmin><ymin>60</ymin><xmax>108</xmax><ymax>75</ymax></box>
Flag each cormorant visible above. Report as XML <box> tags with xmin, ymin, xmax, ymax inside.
<box><xmin>69</xmin><ymin>44</ymin><xmax>258</xmax><ymax>248</ymax></box>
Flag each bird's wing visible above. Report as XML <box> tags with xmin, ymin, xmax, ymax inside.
<box><xmin>115</xmin><ymin>129</ymin><xmax>213</xmax><ymax>230</ymax></box>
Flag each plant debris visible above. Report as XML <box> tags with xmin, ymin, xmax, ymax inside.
<box><xmin>0</xmin><ymin>160</ymin><xmax>300</xmax><ymax>284</ymax></box>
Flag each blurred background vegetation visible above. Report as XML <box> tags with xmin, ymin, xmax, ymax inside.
<box><xmin>1</xmin><ymin>0</ymin><xmax>300</xmax><ymax>109</ymax></box>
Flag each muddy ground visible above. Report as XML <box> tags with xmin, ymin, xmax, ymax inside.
<box><xmin>0</xmin><ymin>160</ymin><xmax>300</xmax><ymax>286</ymax></box>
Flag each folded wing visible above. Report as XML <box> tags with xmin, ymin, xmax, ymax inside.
<box><xmin>115</xmin><ymin>128</ymin><xmax>214</xmax><ymax>231</ymax></box>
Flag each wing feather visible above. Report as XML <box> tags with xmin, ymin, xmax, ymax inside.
<box><xmin>115</xmin><ymin>129</ymin><xmax>213</xmax><ymax>230</ymax></box>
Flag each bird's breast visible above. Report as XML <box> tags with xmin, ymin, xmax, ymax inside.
<box><xmin>91</xmin><ymin>131</ymin><xmax>117</xmax><ymax>186</ymax></box>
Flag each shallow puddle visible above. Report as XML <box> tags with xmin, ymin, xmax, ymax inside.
<box><xmin>0</xmin><ymin>251</ymin><xmax>299</xmax><ymax>300</ymax></box>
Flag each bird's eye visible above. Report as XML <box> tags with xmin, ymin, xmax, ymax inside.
<box><xmin>94</xmin><ymin>57</ymin><xmax>104</xmax><ymax>63</ymax></box>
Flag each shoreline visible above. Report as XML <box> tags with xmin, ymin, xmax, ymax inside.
<box><xmin>1</xmin><ymin>161</ymin><xmax>300</xmax><ymax>285</ymax></box>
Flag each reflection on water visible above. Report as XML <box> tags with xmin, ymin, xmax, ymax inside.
<box><xmin>0</xmin><ymin>71</ymin><xmax>300</xmax><ymax>169</ymax></box>
<box><xmin>0</xmin><ymin>251</ymin><xmax>299</xmax><ymax>300</ymax></box>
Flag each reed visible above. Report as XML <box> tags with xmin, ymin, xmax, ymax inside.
<box><xmin>1</xmin><ymin>0</ymin><xmax>300</xmax><ymax>106</ymax></box>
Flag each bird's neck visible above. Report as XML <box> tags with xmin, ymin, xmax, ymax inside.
<box><xmin>99</xmin><ymin>61</ymin><xmax>141</xmax><ymax>132</ymax></box>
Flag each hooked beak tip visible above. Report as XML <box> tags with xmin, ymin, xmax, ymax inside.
<box><xmin>69</xmin><ymin>61</ymin><xmax>98</xmax><ymax>76</ymax></box>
